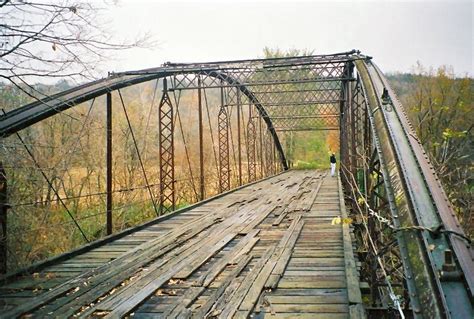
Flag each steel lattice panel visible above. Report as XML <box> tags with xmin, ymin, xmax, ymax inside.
<box><xmin>169</xmin><ymin>57</ymin><xmax>352</xmax><ymax>131</ymax></box>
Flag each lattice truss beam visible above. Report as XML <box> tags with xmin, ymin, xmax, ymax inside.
<box><xmin>158</xmin><ymin>78</ymin><xmax>175</xmax><ymax>214</ymax></box>
<box><xmin>169</xmin><ymin>57</ymin><xmax>354</xmax><ymax>131</ymax></box>
<box><xmin>340</xmin><ymin>75</ymin><xmax>411</xmax><ymax>313</ymax></box>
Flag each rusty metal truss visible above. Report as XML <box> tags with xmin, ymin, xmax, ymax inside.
<box><xmin>339</xmin><ymin>60</ymin><xmax>473</xmax><ymax>318</ymax></box>
<box><xmin>158</xmin><ymin>78</ymin><xmax>175</xmax><ymax>214</ymax></box>
<box><xmin>218</xmin><ymin>86</ymin><xmax>230</xmax><ymax>192</ymax></box>
<box><xmin>168</xmin><ymin>60</ymin><xmax>350</xmax><ymax>131</ymax></box>
<box><xmin>0</xmin><ymin>50</ymin><xmax>472</xmax><ymax>318</ymax></box>
<box><xmin>246</xmin><ymin>105</ymin><xmax>257</xmax><ymax>183</ymax></box>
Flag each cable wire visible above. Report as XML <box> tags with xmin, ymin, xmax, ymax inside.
<box><xmin>117</xmin><ymin>89</ymin><xmax>159</xmax><ymax>216</ymax></box>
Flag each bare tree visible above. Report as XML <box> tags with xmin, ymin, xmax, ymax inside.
<box><xmin>0</xmin><ymin>0</ymin><xmax>150</xmax><ymax>97</ymax></box>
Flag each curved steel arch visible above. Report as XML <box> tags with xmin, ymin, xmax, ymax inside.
<box><xmin>352</xmin><ymin>59</ymin><xmax>473</xmax><ymax>318</ymax></box>
<box><xmin>0</xmin><ymin>68</ymin><xmax>288</xmax><ymax>170</ymax></box>
<box><xmin>201</xmin><ymin>70</ymin><xmax>288</xmax><ymax>170</ymax></box>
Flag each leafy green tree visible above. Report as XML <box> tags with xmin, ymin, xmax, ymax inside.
<box><xmin>389</xmin><ymin>64</ymin><xmax>473</xmax><ymax>236</ymax></box>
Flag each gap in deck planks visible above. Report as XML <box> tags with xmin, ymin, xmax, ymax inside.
<box><xmin>0</xmin><ymin>170</ymin><xmax>364</xmax><ymax>319</ymax></box>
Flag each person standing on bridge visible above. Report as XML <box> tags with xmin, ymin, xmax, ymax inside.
<box><xmin>330</xmin><ymin>153</ymin><xmax>337</xmax><ymax>177</ymax></box>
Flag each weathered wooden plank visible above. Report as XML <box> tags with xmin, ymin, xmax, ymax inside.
<box><xmin>291</xmin><ymin>251</ymin><xmax>344</xmax><ymax>258</ymax></box>
<box><xmin>239</xmin><ymin>204</ymin><xmax>280</xmax><ymax>234</ymax></box>
<box><xmin>289</xmin><ymin>257</ymin><xmax>345</xmax><ymax>264</ymax></box>
<box><xmin>263</xmin><ymin>303</ymin><xmax>349</xmax><ymax>313</ymax></box>
<box><xmin>0</xmin><ymin>170</ymin><xmax>363</xmax><ymax>319</ymax></box>
<box><xmin>337</xmin><ymin>176</ymin><xmax>363</xmax><ymax>310</ymax></box>
<box><xmin>230</xmin><ymin>237</ymin><xmax>260</xmax><ymax>264</ymax></box>
<box><xmin>260</xmin><ymin>312</ymin><xmax>349</xmax><ymax>319</ymax></box>
<box><xmin>269</xmin><ymin>288</ymin><xmax>347</xmax><ymax>296</ymax></box>
<box><xmin>283</xmin><ymin>270</ymin><xmax>346</xmax><ymax>277</ymax></box>
<box><xmin>161</xmin><ymin>287</ymin><xmax>204</xmax><ymax>318</ymax></box>
<box><xmin>295</xmin><ymin>174</ymin><xmax>324</xmax><ymax>212</ymax></box>
<box><xmin>277</xmin><ymin>278</ymin><xmax>346</xmax><ymax>289</ymax></box>
<box><xmin>191</xmin><ymin>255</ymin><xmax>252</xmax><ymax>318</ymax></box>
<box><xmin>0</xmin><ymin>290</ymin><xmax>43</xmax><ymax>298</ymax></box>
<box><xmin>31</xmin><ymin>210</ymin><xmax>237</xmax><ymax>317</ymax></box>
<box><xmin>265</xmin><ymin>295</ymin><xmax>347</xmax><ymax>304</ymax></box>
<box><xmin>237</xmin><ymin>218</ymin><xmax>304</xmax><ymax>317</ymax></box>
<box><xmin>98</xmin><ymin>233</ymin><xmax>237</xmax><ymax>318</ymax></box>
<box><xmin>285</xmin><ymin>266</ymin><xmax>347</xmax><ymax>272</ymax></box>
<box><xmin>92</xmin><ymin>194</ymin><xmax>274</xmax><ymax>311</ymax></box>
<box><xmin>173</xmin><ymin>232</ymin><xmax>237</xmax><ymax>279</ymax></box>
<box><xmin>219</xmin><ymin>246</ymin><xmax>277</xmax><ymax>318</ymax></box>
<box><xmin>193</xmin><ymin>230</ymin><xmax>259</xmax><ymax>287</ymax></box>
<box><xmin>265</xmin><ymin>220</ymin><xmax>305</xmax><ymax>289</ymax></box>
<box><xmin>130</xmin><ymin>313</ymin><xmax>166</xmax><ymax>319</ymax></box>
<box><xmin>131</xmin><ymin>302</ymin><xmax>170</xmax><ymax>313</ymax></box>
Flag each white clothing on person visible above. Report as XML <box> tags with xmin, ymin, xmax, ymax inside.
<box><xmin>330</xmin><ymin>163</ymin><xmax>336</xmax><ymax>176</ymax></box>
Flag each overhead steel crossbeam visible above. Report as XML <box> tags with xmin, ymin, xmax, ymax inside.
<box><xmin>168</xmin><ymin>59</ymin><xmax>350</xmax><ymax>131</ymax></box>
<box><xmin>0</xmin><ymin>50</ymin><xmax>361</xmax><ymax>164</ymax></box>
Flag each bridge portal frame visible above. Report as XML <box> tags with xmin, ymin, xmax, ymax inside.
<box><xmin>0</xmin><ymin>51</ymin><xmax>472</xmax><ymax>318</ymax></box>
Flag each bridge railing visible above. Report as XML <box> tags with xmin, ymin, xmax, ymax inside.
<box><xmin>0</xmin><ymin>71</ymin><xmax>290</xmax><ymax>273</ymax></box>
<box><xmin>339</xmin><ymin>58</ymin><xmax>473</xmax><ymax>318</ymax></box>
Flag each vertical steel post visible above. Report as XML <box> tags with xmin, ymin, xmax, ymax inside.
<box><xmin>340</xmin><ymin>70</ymin><xmax>352</xmax><ymax>184</ymax></box>
<box><xmin>272</xmin><ymin>141</ymin><xmax>276</xmax><ymax>175</ymax></box>
<box><xmin>218</xmin><ymin>84</ymin><xmax>230</xmax><ymax>192</ymax></box>
<box><xmin>364</xmin><ymin>86</ymin><xmax>372</xmax><ymax>199</ymax></box>
<box><xmin>276</xmin><ymin>143</ymin><xmax>279</xmax><ymax>173</ymax></box>
<box><xmin>158</xmin><ymin>78</ymin><xmax>175</xmax><ymax>214</ymax></box>
<box><xmin>259</xmin><ymin>116</ymin><xmax>264</xmax><ymax>178</ymax></box>
<box><xmin>270</xmin><ymin>141</ymin><xmax>274</xmax><ymax>175</ymax></box>
<box><xmin>339</xmin><ymin>62</ymin><xmax>353</xmax><ymax>183</ymax></box>
<box><xmin>106</xmin><ymin>92</ymin><xmax>113</xmax><ymax>235</ymax></box>
<box><xmin>265</xmin><ymin>133</ymin><xmax>272</xmax><ymax>176</ymax></box>
<box><xmin>269</xmin><ymin>139</ymin><xmax>273</xmax><ymax>175</ymax></box>
<box><xmin>346</xmin><ymin>63</ymin><xmax>356</xmax><ymax>182</ymax></box>
<box><xmin>246</xmin><ymin>105</ymin><xmax>257</xmax><ymax>182</ymax></box>
<box><xmin>236</xmin><ymin>89</ymin><xmax>242</xmax><ymax>186</ymax></box>
<box><xmin>339</xmin><ymin>83</ymin><xmax>346</xmax><ymax>168</ymax></box>
<box><xmin>0</xmin><ymin>162</ymin><xmax>7</xmax><ymax>274</ymax></box>
<box><xmin>197</xmin><ymin>77</ymin><xmax>205</xmax><ymax>200</ymax></box>
<box><xmin>349</xmin><ymin>81</ymin><xmax>356</xmax><ymax>177</ymax></box>
<box><xmin>368</xmin><ymin>158</ymin><xmax>382</xmax><ymax>306</ymax></box>
<box><xmin>345</xmin><ymin>81</ymin><xmax>351</xmax><ymax>180</ymax></box>
<box><xmin>352</xmin><ymin>74</ymin><xmax>367</xmax><ymax>194</ymax></box>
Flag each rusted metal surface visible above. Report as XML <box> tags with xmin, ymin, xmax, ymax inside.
<box><xmin>1</xmin><ymin>51</ymin><xmax>471</xmax><ymax>317</ymax></box>
<box><xmin>197</xmin><ymin>76</ymin><xmax>205</xmax><ymax>201</ymax></box>
<box><xmin>218</xmin><ymin>85</ymin><xmax>231</xmax><ymax>192</ymax></box>
<box><xmin>158</xmin><ymin>78</ymin><xmax>176</xmax><ymax>214</ymax></box>
<box><xmin>0</xmin><ymin>51</ymin><xmax>363</xmax><ymax>169</ymax></box>
<box><xmin>247</xmin><ymin>105</ymin><xmax>257</xmax><ymax>183</ymax></box>
<box><xmin>0</xmin><ymin>163</ymin><xmax>7</xmax><ymax>274</ymax></box>
<box><xmin>373</xmin><ymin>63</ymin><xmax>474</xmax><ymax>295</ymax></box>
<box><xmin>350</xmin><ymin>59</ymin><xmax>473</xmax><ymax>318</ymax></box>
<box><xmin>106</xmin><ymin>92</ymin><xmax>113</xmax><ymax>235</ymax></box>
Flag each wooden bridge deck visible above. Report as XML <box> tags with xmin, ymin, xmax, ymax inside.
<box><xmin>0</xmin><ymin>170</ymin><xmax>364</xmax><ymax>318</ymax></box>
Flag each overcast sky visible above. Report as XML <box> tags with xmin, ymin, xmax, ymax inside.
<box><xmin>106</xmin><ymin>0</ymin><xmax>472</xmax><ymax>76</ymax></box>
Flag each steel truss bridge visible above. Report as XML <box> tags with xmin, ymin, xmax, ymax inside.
<box><xmin>0</xmin><ymin>50</ymin><xmax>472</xmax><ymax>318</ymax></box>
